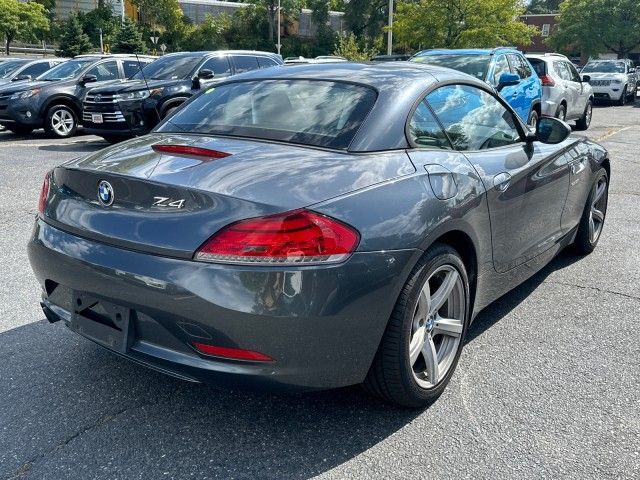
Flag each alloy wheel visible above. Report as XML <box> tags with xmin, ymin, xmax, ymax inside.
<box><xmin>589</xmin><ymin>176</ymin><xmax>607</xmax><ymax>244</ymax></box>
<box><xmin>584</xmin><ymin>103</ymin><xmax>592</xmax><ymax>126</ymax></box>
<box><xmin>51</xmin><ymin>109</ymin><xmax>75</xmax><ymax>136</ymax></box>
<box><xmin>409</xmin><ymin>265</ymin><xmax>465</xmax><ymax>389</ymax></box>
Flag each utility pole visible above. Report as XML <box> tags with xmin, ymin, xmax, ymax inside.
<box><xmin>99</xmin><ymin>28</ymin><xmax>104</xmax><ymax>54</ymax></box>
<box><xmin>276</xmin><ymin>0</ymin><xmax>282</xmax><ymax>56</ymax></box>
<box><xmin>387</xmin><ymin>0</ymin><xmax>393</xmax><ymax>55</ymax></box>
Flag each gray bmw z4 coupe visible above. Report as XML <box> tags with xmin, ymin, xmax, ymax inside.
<box><xmin>28</xmin><ymin>63</ymin><xmax>610</xmax><ymax>407</ymax></box>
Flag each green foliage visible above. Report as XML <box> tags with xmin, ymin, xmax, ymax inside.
<box><xmin>112</xmin><ymin>17</ymin><xmax>146</xmax><ymax>54</ymax></box>
<box><xmin>79</xmin><ymin>6</ymin><xmax>120</xmax><ymax>48</ymax></box>
<box><xmin>548</xmin><ymin>0</ymin><xmax>640</xmax><ymax>58</ymax></box>
<box><xmin>333</xmin><ymin>32</ymin><xmax>381</xmax><ymax>61</ymax></box>
<box><xmin>392</xmin><ymin>0</ymin><xmax>538</xmax><ymax>51</ymax></box>
<box><xmin>526</xmin><ymin>0</ymin><xmax>562</xmax><ymax>13</ymax></box>
<box><xmin>308</xmin><ymin>0</ymin><xmax>338</xmax><ymax>54</ymax></box>
<box><xmin>0</xmin><ymin>0</ymin><xmax>50</xmax><ymax>54</ymax></box>
<box><xmin>344</xmin><ymin>0</ymin><xmax>387</xmax><ymax>39</ymax></box>
<box><xmin>56</xmin><ymin>13</ymin><xmax>92</xmax><ymax>57</ymax></box>
<box><xmin>249</xmin><ymin>0</ymin><xmax>304</xmax><ymax>43</ymax></box>
<box><xmin>184</xmin><ymin>13</ymin><xmax>231</xmax><ymax>51</ymax></box>
<box><xmin>131</xmin><ymin>0</ymin><xmax>187</xmax><ymax>51</ymax></box>
<box><xmin>226</xmin><ymin>5</ymin><xmax>272</xmax><ymax>50</ymax></box>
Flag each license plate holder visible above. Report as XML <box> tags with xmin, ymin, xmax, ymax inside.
<box><xmin>70</xmin><ymin>293</ymin><xmax>132</xmax><ymax>354</ymax></box>
<box><xmin>91</xmin><ymin>113</ymin><xmax>104</xmax><ymax>124</ymax></box>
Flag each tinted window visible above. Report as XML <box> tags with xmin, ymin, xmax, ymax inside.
<box><xmin>565</xmin><ymin>62</ymin><xmax>582</xmax><ymax>82</ymax></box>
<box><xmin>426</xmin><ymin>84</ymin><xmax>521</xmax><ymax>151</ymax></box>
<box><xmin>134</xmin><ymin>54</ymin><xmax>202</xmax><ymax>80</ymax></box>
<box><xmin>38</xmin><ymin>58</ymin><xmax>96</xmax><ymax>80</ymax></box>
<box><xmin>507</xmin><ymin>54</ymin><xmax>532</xmax><ymax>79</ymax></box>
<box><xmin>20</xmin><ymin>62</ymin><xmax>51</xmax><ymax>78</ymax></box>
<box><xmin>200</xmin><ymin>56</ymin><xmax>232</xmax><ymax>77</ymax></box>
<box><xmin>528</xmin><ymin>58</ymin><xmax>546</xmax><ymax>77</ymax></box>
<box><xmin>553</xmin><ymin>61</ymin><xmax>571</xmax><ymax>80</ymax></box>
<box><xmin>232</xmin><ymin>55</ymin><xmax>260</xmax><ymax>74</ymax></box>
<box><xmin>0</xmin><ymin>60</ymin><xmax>28</xmax><ymax>78</ymax></box>
<box><xmin>412</xmin><ymin>54</ymin><xmax>490</xmax><ymax>81</ymax></box>
<box><xmin>257</xmin><ymin>56</ymin><xmax>279</xmax><ymax>68</ymax></box>
<box><xmin>158</xmin><ymin>80</ymin><xmax>377</xmax><ymax>150</ymax></box>
<box><xmin>492</xmin><ymin>55</ymin><xmax>511</xmax><ymax>85</ymax></box>
<box><xmin>123</xmin><ymin>60</ymin><xmax>147</xmax><ymax>78</ymax></box>
<box><xmin>85</xmin><ymin>61</ymin><xmax>119</xmax><ymax>81</ymax></box>
<box><xmin>408</xmin><ymin>101</ymin><xmax>450</xmax><ymax>149</ymax></box>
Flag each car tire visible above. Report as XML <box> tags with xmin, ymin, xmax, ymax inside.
<box><xmin>575</xmin><ymin>100</ymin><xmax>593</xmax><ymax>131</ymax></box>
<box><xmin>527</xmin><ymin>109</ymin><xmax>539</xmax><ymax>129</ymax></box>
<box><xmin>616</xmin><ymin>86</ymin><xmax>627</xmax><ymax>106</ymax></box>
<box><xmin>556</xmin><ymin>104</ymin><xmax>566</xmax><ymax>121</ymax></box>
<box><xmin>162</xmin><ymin>106</ymin><xmax>181</xmax><ymax>119</ymax></box>
<box><xmin>573</xmin><ymin>168</ymin><xmax>608</xmax><ymax>255</ymax></box>
<box><xmin>7</xmin><ymin>125</ymin><xmax>34</xmax><ymax>135</ymax></box>
<box><xmin>364</xmin><ymin>244</ymin><xmax>470</xmax><ymax>408</ymax></box>
<box><xmin>44</xmin><ymin>104</ymin><xmax>78</xmax><ymax>138</ymax></box>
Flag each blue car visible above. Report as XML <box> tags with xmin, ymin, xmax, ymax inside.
<box><xmin>411</xmin><ymin>48</ymin><xmax>543</xmax><ymax>128</ymax></box>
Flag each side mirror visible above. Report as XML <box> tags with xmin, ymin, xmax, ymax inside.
<box><xmin>497</xmin><ymin>72</ymin><xmax>520</xmax><ymax>91</ymax></box>
<box><xmin>581</xmin><ymin>74</ymin><xmax>591</xmax><ymax>83</ymax></box>
<box><xmin>198</xmin><ymin>69</ymin><xmax>214</xmax><ymax>80</ymax></box>
<box><xmin>535</xmin><ymin>117</ymin><xmax>571</xmax><ymax>144</ymax></box>
<box><xmin>80</xmin><ymin>74</ymin><xmax>98</xmax><ymax>86</ymax></box>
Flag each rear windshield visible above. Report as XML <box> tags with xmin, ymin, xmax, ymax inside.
<box><xmin>38</xmin><ymin>58</ymin><xmax>95</xmax><ymax>81</ymax></box>
<box><xmin>412</xmin><ymin>54</ymin><xmax>491</xmax><ymax>80</ymax></box>
<box><xmin>158</xmin><ymin>80</ymin><xmax>377</xmax><ymax>150</ymax></box>
<box><xmin>527</xmin><ymin>58</ymin><xmax>546</xmax><ymax>77</ymax></box>
<box><xmin>133</xmin><ymin>55</ymin><xmax>202</xmax><ymax>81</ymax></box>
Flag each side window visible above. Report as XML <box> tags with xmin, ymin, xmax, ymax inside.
<box><xmin>492</xmin><ymin>55</ymin><xmax>511</xmax><ymax>85</ymax></box>
<box><xmin>565</xmin><ymin>62</ymin><xmax>582</xmax><ymax>82</ymax></box>
<box><xmin>231</xmin><ymin>55</ymin><xmax>259</xmax><ymax>74</ymax></box>
<box><xmin>85</xmin><ymin>61</ymin><xmax>119</xmax><ymax>81</ymax></box>
<box><xmin>407</xmin><ymin>100</ymin><xmax>451</xmax><ymax>149</ymax></box>
<box><xmin>426</xmin><ymin>84</ymin><xmax>522</xmax><ymax>151</ymax></box>
<box><xmin>257</xmin><ymin>56</ymin><xmax>278</xmax><ymax>69</ymax></box>
<box><xmin>554</xmin><ymin>61</ymin><xmax>571</xmax><ymax>81</ymax></box>
<box><xmin>507</xmin><ymin>54</ymin><xmax>531</xmax><ymax>79</ymax></box>
<box><xmin>123</xmin><ymin>60</ymin><xmax>145</xmax><ymax>78</ymax></box>
<box><xmin>201</xmin><ymin>56</ymin><xmax>232</xmax><ymax>77</ymax></box>
<box><xmin>20</xmin><ymin>62</ymin><xmax>51</xmax><ymax>78</ymax></box>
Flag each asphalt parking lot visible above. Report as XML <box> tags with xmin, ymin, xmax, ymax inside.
<box><xmin>1</xmin><ymin>103</ymin><xmax>639</xmax><ymax>480</ymax></box>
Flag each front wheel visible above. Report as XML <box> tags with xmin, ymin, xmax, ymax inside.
<box><xmin>527</xmin><ymin>109</ymin><xmax>539</xmax><ymax>130</ymax></box>
<box><xmin>616</xmin><ymin>86</ymin><xmax>627</xmax><ymax>106</ymax></box>
<box><xmin>573</xmin><ymin>168</ymin><xmax>608</xmax><ymax>255</ymax></box>
<box><xmin>364</xmin><ymin>244</ymin><xmax>470</xmax><ymax>408</ymax></box>
<box><xmin>575</xmin><ymin>100</ymin><xmax>593</xmax><ymax>131</ymax></box>
<box><xmin>44</xmin><ymin>104</ymin><xmax>78</xmax><ymax>138</ymax></box>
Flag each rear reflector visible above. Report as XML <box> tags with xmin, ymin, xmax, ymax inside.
<box><xmin>152</xmin><ymin>144</ymin><xmax>230</xmax><ymax>160</ymax></box>
<box><xmin>38</xmin><ymin>171</ymin><xmax>50</xmax><ymax>214</ymax></box>
<box><xmin>540</xmin><ymin>74</ymin><xmax>555</xmax><ymax>87</ymax></box>
<box><xmin>195</xmin><ymin>209</ymin><xmax>360</xmax><ymax>265</ymax></box>
<box><xmin>192</xmin><ymin>342</ymin><xmax>273</xmax><ymax>362</ymax></box>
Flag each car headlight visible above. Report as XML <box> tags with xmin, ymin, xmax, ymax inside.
<box><xmin>611</xmin><ymin>79</ymin><xmax>622</xmax><ymax>84</ymax></box>
<box><xmin>114</xmin><ymin>89</ymin><xmax>156</xmax><ymax>101</ymax></box>
<box><xmin>10</xmin><ymin>89</ymin><xmax>40</xmax><ymax>100</ymax></box>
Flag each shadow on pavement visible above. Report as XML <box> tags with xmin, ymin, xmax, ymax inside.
<box><xmin>0</xmin><ymin>250</ymin><xmax>583</xmax><ymax>479</ymax></box>
<box><xmin>37</xmin><ymin>139</ymin><xmax>107</xmax><ymax>153</ymax></box>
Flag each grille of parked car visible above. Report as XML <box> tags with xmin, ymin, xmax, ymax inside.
<box><xmin>589</xmin><ymin>80</ymin><xmax>611</xmax><ymax>86</ymax></box>
<box><xmin>82</xmin><ymin>111</ymin><xmax>126</xmax><ymax>123</ymax></box>
<box><xmin>85</xmin><ymin>92</ymin><xmax>118</xmax><ymax>104</ymax></box>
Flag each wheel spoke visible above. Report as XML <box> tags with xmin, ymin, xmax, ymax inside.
<box><xmin>422</xmin><ymin>334</ymin><xmax>439</xmax><ymax>383</ymax></box>
<box><xmin>429</xmin><ymin>269</ymin><xmax>459</xmax><ymax>316</ymax></box>
<box><xmin>414</xmin><ymin>288</ymin><xmax>429</xmax><ymax>324</ymax></box>
<box><xmin>593</xmin><ymin>182</ymin><xmax>606</xmax><ymax>204</ymax></box>
<box><xmin>409</xmin><ymin>326</ymin><xmax>426</xmax><ymax>366</ymax></box>
<box><xmin>433</xmin><ymin>317</ymin><xmax>463</xmax><ymax>338</ymax></box>
<box><xmin>588</xmin><ymin>216</ymin><xmax>595</xmax><ymax>240</ymax></box>
<box><xmin>592</xmin><ymin>207</ymin><xmax>604</xmax><ymax>223</ymax></box>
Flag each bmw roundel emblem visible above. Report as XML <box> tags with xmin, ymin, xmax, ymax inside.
<box><xmin>97</xmin><ymin>180</ymin><xmax>114</xmax><ymax>206</ymax></box>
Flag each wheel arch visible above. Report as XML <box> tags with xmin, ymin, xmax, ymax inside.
<box><xmin>159</xmin><ymin>96</ymin><xmax>190</xmax><ymax>118</ymax></box>
<box><xmin>40</xmin><ymin>95</ymin><xmax>81</xmax><ymax>119</ymax></box>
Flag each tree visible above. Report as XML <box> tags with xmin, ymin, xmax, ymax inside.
<box><xmin>344</xmin><ymin>0</ymin><xmax>387</xmax><ymax>39</ymax></box>
<box><xmin>309</xmin><ymin>0</ymin><xmax>337</xmax><ymax>53</ymax></box>
<box><xmin>391</xmin><ymin>0</ymin><xmax>538</xmax><ymax>51</ymax></box>
<box><xmin>56</xmin><ymin>13</ymin><xmax>92</xmax><ymax>57</ymax></box>
<box><xmin>548</xmin><ymin>0</ymin><xmax>640</xmax><ymax>59</ymax></box>
<box><xmin>333</xmin><ymin>32</ymin><xmax>381</xmax><ymax>61</ymax></box>
<box><xmin>112</xmin><ymin>17</ymin><xmax>146</xmax><ymax>53</ymax></box>
<box><xmin>79</xmin><ymin>6</ymin><xmax>120</xmax><ymax>49</ymax></box>
<box><xmin>0</xmin><ymin>0</ymin><xmax>50</xmax><ymax>55</ymax></box>
<box><xmin>249</xmin><ymin>0</ymin><xmax>304</xmax><ymax>46</ymax></box>
<box><xmin>526</xmin><ymin>0</ymin><xmax>562</xmax><ymax>13</ymax></box>
<box><xmin>184</xmin><ymin>13</ymin><xmax>231</xmax><ymax>51</ymax></box>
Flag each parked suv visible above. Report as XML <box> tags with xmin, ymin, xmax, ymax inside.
<box><xmin>82</xmin><ymin>50</ymin><xmax>283</xmax><ymax>142</ymax></box>
<box><xmin>0</xmin><ymin>54</ymin><xmax>154</xmax><ymax>137</ymax></box>
<box><xmin>411</xmin><ymin>48</ymin><xmax>542</xmax><ymax>127</ymax></box>
<box><xmin>581</xmin><ymin>59</ymin><xmax>637</xmax><ymax>105</ymax></box>
<box><xmin>0</xmin><ymin>58</ymin><xmax>65</xmax><ymax>86</ymax></box>
<box><xmin>526</xmin><ymin>53</ymin><xmax>593</xmax><ymax>130</ymax></box>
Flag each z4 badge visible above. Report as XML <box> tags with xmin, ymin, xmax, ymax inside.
<box><xmin>152</xmin><ymin>197</ymin><xmax>186</xmax><ymax>209</ymax></box>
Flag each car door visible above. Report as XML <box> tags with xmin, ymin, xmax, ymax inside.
<box><xmin>490</xmin><ymin>54</ymin><xmax>523</xmax><ymax>119</ymax></box>
<box><xmin>564</xmin><ymin>61</ymin><xmax>588</xmax><ymax>117</ymax></box>
<box><xmin>507</xmin><ymin>53</ymin><xmax>539</xmax><ymax>122</ymax></box>
<box><xmin>426</xmin><ymin>83</ymin><xmax>571</xmax><ymax>272</ymax></box>
<box><xmin>198</xmin><ymin>55</ymin><xmax>232</xmax><ymax>87</ymax></box>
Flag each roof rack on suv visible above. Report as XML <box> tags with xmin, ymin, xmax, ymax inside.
<box><xmin>74</xmin><ymin>54</ymin><xmax>157</xmax><ymax>60</ymax></box>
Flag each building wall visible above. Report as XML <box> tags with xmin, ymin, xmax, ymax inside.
<box><xmin>518</xmin><ymin>14</ymin><xmax>559</xmax><ymax>54</ymax></box>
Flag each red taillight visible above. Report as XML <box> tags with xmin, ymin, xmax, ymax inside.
<box><xmin>540</xmin><ymin>74</ymin><xmax>555</xmax><ymax>86</ymax></box>
<box><xmin>152</xmin><ymin>144</ymin><xmax>230</xmax><ymax>160</ymax></box>
<box><xmin>192</xmin><ymin>342</ymin><xmax>273</xmax><ymax>362</ymax></box>
<box><xmin>38</xmin><ymin>172</ymin><xmax>50</xmax><ymax>214</ymax></box>
<box><xmin>195</xmin><ymin>209</ymin><xmax>360</xmax><ymax>265</ymax></box>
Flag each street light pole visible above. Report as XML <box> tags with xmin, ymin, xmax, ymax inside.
<box><xmin>277</xmin><ymin>0</ymin><xmax>281</xmax><ymax>56</ymax></box>
<box><xmin>387</xmin><ymin>0</ymin><xmax>393</xmax><ymax>55</ymax></box>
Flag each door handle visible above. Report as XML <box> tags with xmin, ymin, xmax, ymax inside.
<box><xmin>493</xmin><ymin>172</ymin><xmax>512</xmax><ymax>191</ymax></box>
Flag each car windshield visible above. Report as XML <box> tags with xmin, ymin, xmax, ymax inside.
<box><xmin>412</xmin><ymin>54</ymin><xmax>491</xmax><ymax>80</ymax></box>
<box><xmin>158</xmin><ymin>79</ymin><xmax>377</xmax><ymax>150</ymax></box>
<box><xmin>582</xmin><ymin>62</ymin><xmax>625</xmax><ymax>73</ymax></box>
<box><xmin>38</xmin><ymin>58</ymin><xmax>95</xmax><ymax>81</ymax></box>
<box><xmin>0</xmin><ymin>60</ymin><xmax>28</xmax><ymax>78</ymax></box>
<box><xmin>133</xmin><ymin>55</ymin><xmax>202</xmax><ymax>81</ymax></box>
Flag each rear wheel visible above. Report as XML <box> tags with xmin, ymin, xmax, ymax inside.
<box><xmin>364</xmin><ymin>244</ymin><xmax>470</xmax><ymax>408</ymax></box>
<box><xmin>556</xmin><ymin>104</ymin><xmax>566</xmax><ymax>121</ymax></box>
<box><xmin>573</xmin><ymin>168</ymin><xmax>608</xmax><ymax>254</ymax></box>
<box><xmin>575</xmin><ymin>100</ymin><xmax>593</xmax><ymax>131</ymax></box>
<box><xmin>163</xmin><ymin>105</ymin><xmax>181</xmax><ymax>119</ymax></box>
<box><xmin>527</xmin><ymin>109</ymin><xmax>539</xmax><ymax>130</ymax></box>
<box><xmin>44</xmin><ymin>104</ymin><xmax>78</xmax><ymax>138</ymax></box>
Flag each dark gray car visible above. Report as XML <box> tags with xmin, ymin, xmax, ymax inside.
<box><xmin>28</xmin><ymin>63</ymin><xmax>610</xmax><ymax>407</ymax></box>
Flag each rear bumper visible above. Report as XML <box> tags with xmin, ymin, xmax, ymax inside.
<box><xmin>28</xmin><ymin>218</ymin><xmax>417</xmax><ymax>391</ymax></box>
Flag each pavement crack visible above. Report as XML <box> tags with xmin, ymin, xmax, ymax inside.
<box><xmin>543</xmin><ymin>280</ymin><xmax>640</xmax><ymax>302</ymax></box>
